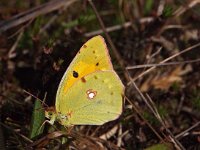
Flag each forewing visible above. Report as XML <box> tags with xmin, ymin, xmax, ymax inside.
<box><xmin>56</xmin><ymin>36</ymin><xmax>113</xmax><ymax>110</ymax></box>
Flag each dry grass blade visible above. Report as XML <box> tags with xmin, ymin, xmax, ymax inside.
<box><xmin>175</xmin><ymin>121</ymin><xmax>200</xmax><ymax>139</ymax></box>
<box><xmin>126</xmin><ymin>58</ymin><xmax>200</xmax><ymax>69</ymax></box>
<box><xmin>84</xmin><ymin>22</ymin><xmax>132</xmax><ymax>38</ymax></box>
<box><xmin>0</xmin><ymin>0</ymin><xmax>78</xmax><ymax>33</ymax></box>
<box><xmin>70</xmin><ymin>131</ymin><xmax>126</xmax><ymax>150</ymax></box>
<box><xmin>100</xmin><ymin>125</ymin><xmax>119</xmax><ymax>140</ymax></box>
<box><xmin>124</xmin><ymin>96</ymin><xmax>164</xmax><ymax>142</ymax></box>
<box><xmin>88</xmin><ymin>0</ymin><xmax>130</xmax><ymax>82</ymax></box>
<box><xmin>0</xmin><ymin>122</ymin><xmax>33</xmax><ymax>144</ymax></box>
<box><xmin>174</xmin><ymin>0</ymin><xmax>200</xmax><ymax>17</ymax></box>
<box><xmin>28</xmin><ymin>131</ymin><xmax>65</xmax><ymax>148</ymax></box>
<box><xmin>145</xmin><ymin>94</ymin><xmax>185</xmax><ymax>150</ymax></box>
<box><xmin>127</xmin><ymin>69</ymin><xmax>185</xmax><ymax>149</ymax></box>
<box><xmin>8</xmin><ymin>31</ymin><xmax>23</xmax><ymax>58</ymax></box>
<box><xmin>23</xmin><ymin>90</ymin><xmax>49</xmax><ymax>108</ymax></box>
<box><xmin>1</xmin><ymin>1</ymin><xmax>200</xmax><ymax>149</ymax></box>
<box><xmin>84</xmin><ymin>17</ymin><xmax>154</xmax><ymax>38</ymax></box>
<box><xmin>127</xmin><ymin>42</ymin><xmax>200</xmax><ymax>85</ymax></box>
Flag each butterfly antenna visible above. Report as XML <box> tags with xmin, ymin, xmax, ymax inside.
<box><xmin>23</xmin><ymin>89</ymin><xmax>49</xmax><ymax>108</ymax></box>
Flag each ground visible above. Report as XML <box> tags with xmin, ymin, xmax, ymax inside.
<box><xmin>0</xmin><ymin>0</ymin><xmax>200</xmax><ymax>149</ymax></box>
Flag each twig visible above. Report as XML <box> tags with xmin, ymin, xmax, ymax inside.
<box><xmin>125</xmin><ymin>71</ymin><xmax>165</xmax><ymax>141</ymax></box>
<box><xmin>88</xmin><ymin>0</ymin><xmax>130</xmax><ymax>81</ymax></box>
<box><xmin>84</xmin><ymin>22</ymin><xmax>132</xmax><ymax>37</ymax></box>
<box><xmin>145</xmin><ymin>94</ymin><xmax>185</xmax><ymax>150</ymax></box>
<box><xmin>126</xmin><ymin>66</ymin><xmax>185</xmax><ymax>149</ymax></box>
<box><xmin>39</xmin><ymin>15</ymin><xmax>58</xmax><ymax>34</ymax></box>
<box><xmin>0</xmin><ymin>0</ymin><xmax>78</xmax><ymax>33</ymax></box>
<box><xmin>125</xmin><ymin>96</ymin><xmax>164</xmax><ymax>142</ymax></box>
<box><xmin>117</xmin><ymin>124</ymin><xmax>122</xmax><ymax>147</ymax></box>
<box><xmin>157</xmin><ymin>0</ymin><xmax>165</xmax><ymax>16</ymax></box>
<box><xmin>100</xmin><ymin>125</ymin><xmax>119</xmax><ymax>140</ymax></box>
<box><xmin>146</xmin><ymin>47</ymin><xmax>162</xmax><ymax>62</ymax></box>
<box><xmin>175</xmin><ymin>121</ymin><xmax>200</xmax><ymax>139</ymax></box>
<box><xmin>8</xmin><ymin>31</ymin><xmax>23</xmax><ymax>58</ymax></box>
<box><xmin>174</xmin><ymin>0</ymin><xmax>200</xmax><ymax>17</ymax></box>
<box><xmin>127</xmin><ymin>42</ymin><xmax>200</xmax><ymax>85</ymax></box>
<box><xmin>126</xmin><ymin>58</ymin><xmax>200</xmax><ymax>69</ymax></box>
<box><xmin>0</xmin><ymin>122</ymin><xmax>33</xmax><ymax>144</ymax></box>
<box><xmin>23</xmin><ymin>90</ymin><xmax>49</xmax><ymax>108</ymax></box>
<box><xmin>176</xmin><ymin>95</ymin><xmax>185</xmax><ymax>114</ymax></box>
<box><xmin>84</xmin><ymin>17</ymin><xmax>153</xmax><ymax>38</ymax></box>
<box><xmin>7</xmin><ymin>20</ymin><xmax>33</xmax><ymax>39</ymax></box>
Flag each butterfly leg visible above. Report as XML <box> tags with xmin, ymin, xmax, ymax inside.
<box><xmin>39</xmin><ymin>120</ymin><xmax>58</xmax><ymax>132</ymax></box>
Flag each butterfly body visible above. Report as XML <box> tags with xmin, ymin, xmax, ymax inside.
<box><xmin>45</xmin><ymin>35</ymin><xmax>124</xmax><ymax>126</ymax></box>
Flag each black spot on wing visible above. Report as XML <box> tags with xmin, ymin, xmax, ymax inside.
<box><xmin>96</xmin><ymin>62</ymin><xmax>99</xmax><ymax>66</ymax></box>
<box><xmin>73</xmin><ymin>71</ymin><xmax>79</xmax><ymax>78</ymax></box>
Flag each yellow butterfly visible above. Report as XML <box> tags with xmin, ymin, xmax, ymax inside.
<box><xmin>45</xmin><ymin>35</ymin><xmax>124</xmax><ymax>126</ymax></box>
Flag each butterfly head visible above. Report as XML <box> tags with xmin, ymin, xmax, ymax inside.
<box><xmin>45</xmin><ymin>107</ymin><xmax>71</xmax><ymax>126</ymax></box>
<box><xmin>45</xmin><ymin>107</ymin><xmax>57</xmax><ymax>125</ymax></box>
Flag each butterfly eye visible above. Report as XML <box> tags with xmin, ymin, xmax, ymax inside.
<box><xmin>48</xmin><ymin>112</ymin><xmax>53</xmax><ymax>116</ymax></box>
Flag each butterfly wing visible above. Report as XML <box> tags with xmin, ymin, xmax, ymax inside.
<box><xmin>57</xmin><ymin>71</ymin><xmax>124</xmax><ymax>125</ymax></box>
<box><xmin>56</xmin><ymin>36</ymin><xmax>113</xmax><ymax>110</ymax></box>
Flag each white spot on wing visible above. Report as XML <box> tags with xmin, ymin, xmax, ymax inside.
<box><xmin>86</xmin><ymin>89</ymin><xmax>97</xmax><ymax>100</ymax></box>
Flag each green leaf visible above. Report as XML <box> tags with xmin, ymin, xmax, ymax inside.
<box><xmin>29</xmin><ymin>100</ymin><xmax>45</xmax><ymax>139</ymax></box>
<box><xmin>163</xmin><ymin>5</ymin><xmax>173</xmax><ymax>17</ymax></box>
<box><xmin>144</xmin><ymin>0</ymin><xmax>154</xmax><ymax>15</ymax></box>
<box><xmin>145</xmin><ymin>143</ymin><xmax>173</xmax><ymax>150</ymax></box>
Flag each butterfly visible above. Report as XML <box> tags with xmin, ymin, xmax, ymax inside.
<box><xmin>45</xmin><ymin>35</ymin><xmax>124</xmax><ymax>126</ymax></box>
